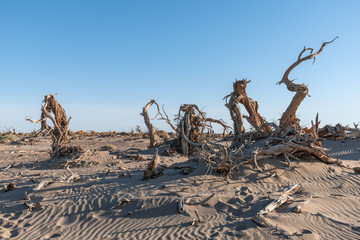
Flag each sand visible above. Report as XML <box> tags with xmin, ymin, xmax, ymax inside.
<box><xmin>0</xmin><ymin>134</ymin><xmax>359</xmax><ymax>239</ymax></box>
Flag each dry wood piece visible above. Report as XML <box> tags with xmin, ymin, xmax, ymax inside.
<box><xmin>177</xmin><ymin>104</ymin><xmax>230</xmax><ymax>155</ymax></box>
<box><xmin>199</xmin><ymin>193</ymin><xmax>215</xmax><ymax>206</ymax></box>
<box><xmin>143</xmin><ymin>149</ymin><xmax>163</xmax><ymax>180</ymax></box>
<box><xmin>26</xmin><ymin>94</ymin><xmax>83</xmax><ymax>158</ymax></box>
<box><xmin>233</xmin><ymin>79</ymin><xmax>271</xmax><ymax>133</ymax></box>
<box><xmin>278</xmin><ymin>37</ymin><xmax>338</xmax><ymax>133</ymax></box>
<box><xmin>225</xmin><ymin>87</ymin><xmax>246</xmax><ymax>136</ymax></box>
<box><xmin>62</xmin><ymin>167</ymin><xmax>80</xmax><ymax>183</ymax></box>
<box><xmin>293</xmin><ymin>194</ymin><xmax>312</xmax><ymax>213</ymax></box>
<box><xmin>141</xmin><ymin>100</ymin><xmax>160</xmax><ymax>148</ymax></box>
<box><xmin>24</xmin><ymin>193</ymin><xmax>37</xmax><ymax>211</ymax></box>
<box><xmin>3</xmin><ymin>164</ymin><xmax>13</xmax><ymax>171</ymax></box>
<box><xmin>177</xmin><ymin>196</ymin><xmax>190</xmax><ymax>216</ymax></box>
<box><xmin>34</xmin><ymin>179</ymin><xmax>54</xmax><ymax>191</ymax></box>
<box><xmin>250</xmin><ymin>141</ymin><xmax>339</xmax><ymax>166</ymax></box>
<box><xmin>111</xmin><ymin>198</ymin><xmax>130</xmax><ymax>209</ymax></box>
<box><xmin>4</xmin><ymin>183</ymin><xmax>15</xmax><ymax>192</ymax></box>
<box><xmin>318</xmin><ymin>123</ymin><xmax>360</xmax><ymax>140</ymax></box>
<box><xmin>254</xmin><ymin>184</ymin><xmax>301</xmax><ymax>226</ymax></box>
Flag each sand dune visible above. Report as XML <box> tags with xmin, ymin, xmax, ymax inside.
<box><xmin>0</xmin><ymin>136</ymin><xmax>359</xmax><ymax>239</ymax></box>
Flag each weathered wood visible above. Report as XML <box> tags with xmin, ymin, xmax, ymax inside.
<box><xmin>177</xmin><ymin>196</ymin><xmax>190</xmax><ymax>216</ymax></box>
<box><xmin>26</xmin><ymin>94</ymin><xmax>82</xmax><ymax>158</ymax></box>
<box><xmin>199</xmin><ymin>193</ymin><xmax>215</xmax><ymax>206</ymax></box>
<box><xmin>34</xmin><ymin>179</ymin><xmax>54</xmax><ymax>191</ymax></box>
<box><xmin>143</xmin><ymin>149</ymin><xmax>162</xmax><ymax>180</ymax></box>
<box><xmin>24</xmin><ymin>193</ymin><xmax>37</xmax><ymax>211</ymax></box>
<box><xmin>278</xmin><ymin>37</ymin><xmax>338</xmax><ymax>133</ymax></box>
<box><xmin>141</xmin><ymin>100</ymin><xmax>160</xmax><ymax>148</ymax></box>
<box><xmin>225</xmin><ymin>89</ymin><xmax>246</xmax><ymax>136</ymax></box>
<box><xmin>254</xmin><ymin>184</ymin><xmax>300</xmax><ymax>226</ymax></box>
<box><xmin>234</xmin><ymin>80</ymin><xmax>271</xmax><ymax>133</ymax></box>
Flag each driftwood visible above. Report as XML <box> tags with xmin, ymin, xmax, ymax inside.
<box><xmin>26</xmin><ymin>94</ymin><xmax>83</xmax><ymax>158</ymax></box>
<box><xmin>278</xmin><ymin>37</ymin><xmax>338</xmax><ymax>133</ymax></box>
<box><xmin>143</xmin><ymin>149</ymin><xmax>163</xmax><ymax>180</ymax></box>
<box><xmin>254</xmin><ymin>184</ymin><xmax>301</xmax><ymax>226</ymax></box>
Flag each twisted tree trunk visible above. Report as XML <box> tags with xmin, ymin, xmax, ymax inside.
<box><xmin>141</xmin><ymin>100</ymin><xmax>160</xmax><ymax>148</ymax></box>
<box><xmin>278</xmin><ymin>37</ymin><xmax>338</xmax><ymax>134</ymax></box>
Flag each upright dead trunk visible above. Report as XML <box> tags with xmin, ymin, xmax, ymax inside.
<box><xmin>178</xmin><ymin>104</ymin><xmax>202</xmax><ymax>155</ymax></box>
<box><xmin>278</xmin><ymin>37</ymin><xmax>338</xmax><ymax>133</ymax></box>
<box><xmin>225</xmin><ymin>94</ymin><xmax>246</xmax><ymax>136</ymax></box>
<box><xmin>234</xmin><ymin>80</ymin><xmax>271</xmax><ymax>133</ymax></box>
<box><xmin>141</xmin><ymin>100</ymin><xmax>159</xmax><ymax>148</ymax></box>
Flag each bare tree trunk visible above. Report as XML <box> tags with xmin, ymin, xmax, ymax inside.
<box><xmin>225</xmin><ymin>94</ymin><xmax>245</xmax><ymax>136</ymax></box>
<box><xmin>278</xmin><ymin>37</ymin><xmax>338</xmax><ymax>133</ymax></box>
<box><xmin>176</xmin><ymin>104</ymin><xmax>229</xmax><ymax>155</ymax></box>
<box><xmin>27</xmin><ymin>94</ymin><xmax>81</xmax><ymax>158</ymax></box>
<box><xmin>178</xmin><ymin>105</ymin><xmax>201</xmax><ymax>155</ymax></box>
<box><xmin>234</xmin><ymin>80</ymin><xmax>271</xmax><ymax>133</ymax></box>
<box><xmin>141</xmin><ymin>100</ymin><xmax>159</xmax><ymax>148</ymax></box>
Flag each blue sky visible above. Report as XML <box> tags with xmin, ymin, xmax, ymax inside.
<box><xmin>1</xmin><ymin>1</ymin><xmax>359</xmax><ymax>132</ymax></box>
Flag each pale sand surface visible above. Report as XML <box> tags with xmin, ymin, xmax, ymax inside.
<box><xmin>0</xmin><ymin>135</ymin><xmax>359</xmax><ymax>240</ymax></box>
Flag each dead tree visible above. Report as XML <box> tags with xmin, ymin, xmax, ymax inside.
<box><xmin>225</xmin><ymin>79</ymin><xmax>271</xmax><ymax>137</ymax></box>
<box><xmin>141</xmin><ymin>100</ymin><xmax>160</xmax><ymax>148</ymax></box>
<box><xmin>27</xmin><ymin>94</ymin><xmax>82</xmax><ymax>158</ymax></box>
<box><xmin>225</xmin><ymin>86</ymin><xmax>246</xmax><ymax>137</ymax></box>
<box><xmin>176</xmin><ymin>104</ymin><xmax>230</xmax><ymax>155</ymax></box>
<box><xmin>278</xmin><ymin>36</ymin><xmax>338</xmax><ymax>135</ymax></box>
<box><xmin>141</xmin><ymin>99</ymin><xmax>178</xmax><ymax>148</ymax></box>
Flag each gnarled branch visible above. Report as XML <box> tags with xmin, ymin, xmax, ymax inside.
<box><xmin>278</xmin><ymin>37</ymin><xmax>338</xmax><ymax>132</ymax></box>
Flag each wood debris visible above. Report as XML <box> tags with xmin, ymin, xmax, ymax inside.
<box><xmin>4</xmin><ymin>183</ymin><xmax>16</xmax><ymax>192</ymax></box>
<box><xmin>254</xmin><ymin>184</ymin><xmax>301</xmax><ymax>226</ymax></box>
<box><xmin>24</xmin><ymin>193</ymin><xmax>37</xmax><ymax>211</ymax></box>
<box><xmin>143</xmin><ymin>149</ymin><xmax>163</xmax><ymax>180</ymax></box>
<box><xmin>34</xmin><ymin>179</ymin><xmax>54</xmax><ymax>191</ymax></box>
<box><xmin>177</xmin><ymin>196</ymin><xmax>190</xmax><ymax>216</ymax></box>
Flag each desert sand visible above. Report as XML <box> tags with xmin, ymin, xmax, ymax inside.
<box><xmin>0</xmin><ymin>133</ymin><xmax>359</xmax><ymax>240</ymax></box>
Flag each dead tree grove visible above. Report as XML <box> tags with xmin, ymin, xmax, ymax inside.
<box><xmin>170</xmin><ymin>37</ymin><xmax>346</xmax><ymax>178</ymax></box>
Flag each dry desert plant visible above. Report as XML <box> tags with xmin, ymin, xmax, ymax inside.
<box><xmin>26</xmin><ymin>94</ymin><xmax>83</xmax><ymax>158</ymax></box>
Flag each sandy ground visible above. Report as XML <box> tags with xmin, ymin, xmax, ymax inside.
<box><xmin>0</xmin><ymin>135</ymin><xmax>359</xmax><ymax>240</ymax></box>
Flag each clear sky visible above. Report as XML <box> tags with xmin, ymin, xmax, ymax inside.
<box><xmin>1</xmin><ymin>1</ymin><xmax>359</xmax><ymax>133</ymax></box>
